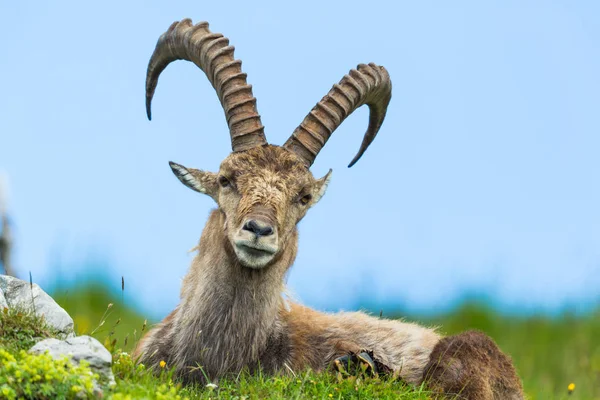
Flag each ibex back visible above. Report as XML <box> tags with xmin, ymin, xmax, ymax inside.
<box><xmin>134</xmin><ymin>19</ymin><xmax>524</xmax><ymax>399</ymax></box>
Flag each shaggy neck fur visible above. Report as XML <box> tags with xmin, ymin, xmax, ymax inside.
<box><xmin>171</xmin><ymin>209</ymin><xmax>297</xmax><ymax>380</ymax></box>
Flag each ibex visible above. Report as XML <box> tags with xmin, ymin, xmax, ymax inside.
<box><xmin>134</xmin><ymin>19</ymin><xmax>524</xmax><ymax>399</ymax></box>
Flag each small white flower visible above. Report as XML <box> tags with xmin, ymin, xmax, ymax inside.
<box><xmin>205</xmin><ymin>383</ymin><xmax>218</xmax><ymax>389</ymax></box>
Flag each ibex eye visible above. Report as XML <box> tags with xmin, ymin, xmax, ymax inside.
<box><xmin>299</xmin><ymin>194</ymin><xmax>312</xmax><ymax>205</ymax></box>
<box><xmin>218</xmin><ymin>176</ymin><xmax>231</xmax><ymax>188</ymax></box>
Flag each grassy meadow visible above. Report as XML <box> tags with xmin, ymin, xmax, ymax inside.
<box><xmin>42</xmin><ymin>282</ymin><xmax>599</xmax><ymax>399</ymax></box>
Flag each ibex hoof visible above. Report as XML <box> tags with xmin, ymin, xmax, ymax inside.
<box><xmin>333</xmin><ymin>351</ymin><xmax>378</xmax><ymax>377</ymax></box>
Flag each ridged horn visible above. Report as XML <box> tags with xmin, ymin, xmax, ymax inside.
<box><xmin>283</xmin><ymin>63</ymin><xmax>391</xmax><ymax>167</ymax></box>
<box><xmin>146</xmin><ymin>19</ymin><xmax>267</xmax><ymax>152</ymax></box>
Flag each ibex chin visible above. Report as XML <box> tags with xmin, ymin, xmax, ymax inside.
<box><xmin>134</xmin><ymin>19</ymin><xmax>524</xmax><ymax>399</ymax></box>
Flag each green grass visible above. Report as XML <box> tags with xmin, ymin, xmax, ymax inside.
<box><xmin>0</xmin><ymin>306</ymin><xmax>58</xmax><ymax>354</ymax></box>
<box><xmin>112</xmin><ymin>368</ymin><xmax>431</xmax><ymax>400</ymax></box>
<box><xmin>3</xmin><ymin>283</ymin><xmax>593</xmax><ymax>399</ymax></box>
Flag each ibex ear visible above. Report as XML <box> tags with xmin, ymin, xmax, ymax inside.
<box><xmin>169</xmin><ymin>161</ymin><xmax>218</xmax><ymax>199</ymax></box>
<box><xmin>312</xmin><ymin>169</ymin><xmax>332</xmax><ymax>205</ymax></box>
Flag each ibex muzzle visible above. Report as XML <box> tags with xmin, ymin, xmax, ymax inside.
<box><xmin>235</xmin><ymin>208</ymin><xmax>278</xmax><ymax>268</ymax></box>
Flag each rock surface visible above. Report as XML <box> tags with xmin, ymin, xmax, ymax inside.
<box><xmin>30</xmin><ymin>335</ymin><xmax>115</xmax><ymax>386</ymax></box>
<box><xmin>0</xmin><ymin>274</ymin><xmax>74</xmax><ymax>336</ymax></box>
<box><xmin>0</xmin><ymin>286</ymin><xmax>7</xmax><ymax>309</ymax></box>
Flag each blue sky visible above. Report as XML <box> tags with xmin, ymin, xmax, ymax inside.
<box><xmin>1</xmin><ymin>1</ymin><xmax>599</xmax><ymax>319</ymax></box>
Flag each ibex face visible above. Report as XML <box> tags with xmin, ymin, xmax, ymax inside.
<box><xmin>169</xmin><ymin>146</ymin><xmax>331</xmax><ymax>268</ymax></box>
<box><xmin>146</xmin><ymin>19</ymin><xmax>391</xmax><ymax>267</ymax></box>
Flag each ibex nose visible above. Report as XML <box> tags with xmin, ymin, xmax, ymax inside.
<box><xmin>243</xmin><ymin>220</ymin><xmax>274</xmax><ymax>237</ymax></box>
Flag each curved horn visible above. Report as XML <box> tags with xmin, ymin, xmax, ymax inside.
<box><xmin>283</xmin><ymin>63</ymin><xmax>391</xmax><ymax>167</ymax></box>
<box><xmin>146</xmin><ymin>19</ymin><xmax>267</xmax><ymax>152</ymax></box>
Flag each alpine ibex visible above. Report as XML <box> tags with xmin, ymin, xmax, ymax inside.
<box><xmin>134</xmin><ymin>19</ymin><xmax>524</xmax><ymax>399</ymax></box>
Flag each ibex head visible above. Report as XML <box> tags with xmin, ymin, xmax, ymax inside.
<box><xmin>147</xmin><ymin>19</ymin><xmax>391</xmax><ymax>269</ymax></box>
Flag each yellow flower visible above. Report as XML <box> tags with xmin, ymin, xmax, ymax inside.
<box><xmin>328</xmin><ymin>395</ymin><xmax>333</xmax><ymax>398</ymax></box>
<box><xmin>568</xmin><ymin>382</ymin><xmax>575</xmax><ymax>392</ymax></box>
<box><xmin>160</xmin><ymin>360</ymin><xmax>167</xmax><ymax>368</ymax></box>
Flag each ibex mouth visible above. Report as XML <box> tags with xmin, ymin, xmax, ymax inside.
<box><xmin>234</xmin><ymin>241</ymin><xmax>277</xmax><ymax>269</ymax></box>
<box><xmin>236</xmin><ymin>243</ymin><xmax>276</xmax><ymax>256</ymax></box>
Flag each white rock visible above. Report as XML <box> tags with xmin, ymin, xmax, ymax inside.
<box><xmin>0</xmin><ymin>286</ymin><xmax>7</xmax><ymax>309</ymax></box>
<box><xmin>0</xmin><ymin>274</ymin><xmax>74</xmax><ymax>336</ymax></box>
<box><xmin>29</xmin><ymin>335</ymin><xmax>115</xmax><ymax>386</ymax></box>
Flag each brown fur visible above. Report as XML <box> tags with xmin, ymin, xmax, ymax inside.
<box><xmin>133</xmin><ymin>145</ymin><xmax>524</xmax><ymax>398</ymax></box>
<box><xmin>285</xmin><ymin>303</ymin><xmax>441</xmax><ymax>384</ymax></box>
<box><xmin>423</xmin><ymin>330</ymin><xmax>523</xmax><ymax>399</ymax></box>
